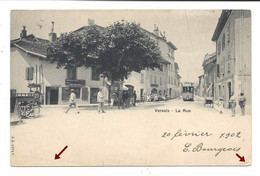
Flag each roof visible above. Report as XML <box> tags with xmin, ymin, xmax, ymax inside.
<box><xmin>73</xmin><ymin>24</ymin><xmax>105</xmax><ymax>33</ymax></box>
<box><xmin>167</xmin><ymin>42</ymin><xmax>177</xmax><ymax>50</ymax></box>
<box><xmin>212</xmin><ymin>10</ymin><xmax>232</xmax><ymax>41</ymax></box>
<box><xmin>198</xmin><ymin>74</ymin><xmax>204</xmax><ymax>79</ymax></box>
<box><xmin>11</xmin><ymin>23</ymin><xmax>177</xmax><ymax>63</ymax></box>
<box><xmin>11</xmin><ymin>34</ymin><xmax>51</xmax><ymax>58</ymax></box>
<box><xmin>202</xmin><ymin>53</ymin><xmax>216</xmax><ymax>67</ymax></box>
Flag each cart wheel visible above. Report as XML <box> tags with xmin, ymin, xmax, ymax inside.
<box><xmin>25</xmin><ymin>104</ymin><xmax>40</xmax><ymax>118</ymax></box>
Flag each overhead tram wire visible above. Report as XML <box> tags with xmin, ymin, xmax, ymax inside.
<box><xmin>184</xmin><ymin>10</ymin><xmax>194</xmax><ymax>82</ymax></box>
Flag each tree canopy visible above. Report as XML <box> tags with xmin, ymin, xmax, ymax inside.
<box><xmin>46</xmin><ymin>20</ymin><xmax>162</xmax><ymax>82</ymax></box>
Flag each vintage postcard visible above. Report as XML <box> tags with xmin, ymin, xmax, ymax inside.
<box><xmin>10</xmin><ymin>10</ymin><xmax>251</xmax><ymax>166</ymax></box>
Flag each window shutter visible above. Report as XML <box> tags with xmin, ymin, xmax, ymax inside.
<box><xmin>26</xmin><ymin>67</ymin><xmax>34</xmax><ymax>80</ymax></box>
<box><xmin>26</xmin><ymin>67</ymin><xmax>29</xmax><ymax>80</ymax></box>
<box><xmin>29</xmin><ymin>67</ymin><xmax>34</xmax><ymax>80</ymax></box>
<box><xmin>62</xmin><ymin>87</ymin><xmax>70</xmax><ymax>101</ymax></box>
<box><xmin>82</xmin><ymin>88</ymin><xmax>88</xmax><ymax>101</ymax></box>
<box><xmin>217</xmin><ymin>64</ymin><xmax>220</xmax><ymax>77</ymax></box>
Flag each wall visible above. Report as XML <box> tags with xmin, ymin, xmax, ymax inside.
<box><xmin>10</xmin><ymin>47</ymin><xmax>108</xmax><ymax>105</ymax></box>
<box><xmin>215</xmin><ymin>10</ymin><xmax>251</xmax><ymax>109</ymax></box>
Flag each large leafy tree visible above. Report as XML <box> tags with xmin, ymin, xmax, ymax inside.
<box><xmin>46</xmin><ymin>25</ymin><xmax>104</xmax><ymax>69</ymax></box>
<box><xmin>46</xmin><ymin>20</ymin><xmax>162</xmax><ymax>84</ymax></box>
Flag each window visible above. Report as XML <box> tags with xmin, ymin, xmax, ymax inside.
<box><xmin>169</xmin><ymin>76</ymin><xmax>170</xmax><ymax>84</ymax></box>
<box><xmin>91</xmin><ymin>67</ymin><xmax>100</xmax><ymax>81</ymax></box>
<box><xmin>154</xmin><ymin>76</ymin><xmax>157</xmax><ymax>84</ymax></box>
<box><xmin>141</xmin><ymin>73</ymin><xmax>144</xmax><ymax>83</ymax></box>
<box><xmin>82</xmin><ymin>88</ymin><xmax>88</xmax><ymax>101</ymax></box>
<box><xmin>69</xmin><ymin>87</ymin><xmax>81</xmax><ymax>99</ymax></box>
<box><xmin>227</xmin><ymin>22</ymin><xmax>230</xmax><ymax>45</ymax></box>
<box><xmin>67</xmin><ymin>67</ymin><xmax>77</xmax><ymax>80</ymax></box>
<box><xmin>171</xmin><ymin>77</ymin><xmax>173</xmax><ymax>85</ymax></box>
<box><xmin>222</xmin><ymin>34</ymin><xmax>225</xmax><ymax>51</ymax></box>
<box><xmin>26</xmin><ymin>67</ymin><xmax>34</xmax><ymax>80</ymax></box>
<box><xmin>217</xmin><ymin>64</ymin><xmax>220</xmax><ymax>77</ymax></box>
<box><xmin>217</xmin><ymin>41</ymin><xmax>221</xmax><ymax>55</ymax></box>
<box><xmin>150</xmin><ymin>75</ymin><xmax>153</xmax><ymax>83</ymax></box>
<box><xmin>221</xmin><ymin>58</ymin><xmax>225</xmax><ymax>77</ymax></box>
<box><xmin>227</xmin><ymin>61</ymin><xmax>231</xmax><ymax>74</ymax></box>
<box><xmin>159</xmin><ymin>64</ymin><xmax>163</xmax><ymax>72</ymax></box>
<box><xmin>160</xmin><ymin>77</ymin><xmax>162</xmax><ymax>85</ymax></box>
<box><xmin>62</xmin><ymin>87</ymin><xmax>81</xmax><ymax>100</ymax></box>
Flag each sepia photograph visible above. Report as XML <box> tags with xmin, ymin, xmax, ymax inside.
<box><xmin>10</xmin><ymin>9</ymin><xmax>251</xmax><ymax>166</ymax></box>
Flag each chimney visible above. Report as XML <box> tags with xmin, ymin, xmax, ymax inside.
<box><xmin>49</xmin><ymin>21</ymin><xmax>57</xmax><ymax>42</ymax></box>
<box><xmin>88</xmin><ymin>19</ymin><xmax>95</xmax><ymax>26</ymax></box>
<box><xmin>163</xmin><ymin>31</ymin><xmax>166</xmax><ymax>39</ymax></box>
<box><xmin>153</xmin><ymin>24</ymin><xmax>159</xmax><ymax>36</ymax></box>
<box><xmin>20</xmin><ymin>26</ymin><xmax>27</xmax><ymax>39</ymax></box>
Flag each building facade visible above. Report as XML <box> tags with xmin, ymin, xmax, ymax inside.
<box><xmin>124</xmin><ymin>25</ymin><xmax>182</xmax><ymax>101</ymax></box>
<box><xmin>202</xmin><ymin>53</ymin><xmax>216</xmax><ymax>98</ymax></box>
<box><xmin>11</xmin><ymin>21</ymin><xmax>182</xmax><ymax>105</ymax></box>
<box><xmin>11</xmin><ymin>25</ymin><xmax>109</xmax><ymax>105</ymax></box>
<box><xmin>212</xmin><ymin>10</ymin><xmax>251</xmax><ymax>109</ymax></box>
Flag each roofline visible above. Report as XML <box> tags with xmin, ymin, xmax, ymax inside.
<box><xmin>73</xmin><ymin>24</ymin><xmax>105</xmax><ymax>33</ymax></box>
<box><xmin>202</xmin><ymin>54</ymin><xmax>216</xmax><ymax>67</ymax></box>
<box><xmin>167</xmin><ymin>42</ymin><xmax>177</xmax><ymax>50</ymax></box>
<box><xmin>212</xmin><ymin>10</ymin><xmax>233</xmax><ymax>41</ymax></box>
<box><xmin>13</xmin><ymin>43</ymin><xmax>46</xmax><ymax>59</ymax></box>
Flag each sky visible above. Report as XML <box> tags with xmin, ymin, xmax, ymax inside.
<box><xmin>11</xmin><ymin>10</ymin><xmax>222</xmax><ymax>83</ymax></box>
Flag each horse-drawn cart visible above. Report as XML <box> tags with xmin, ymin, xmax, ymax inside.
<box><xmin>204</xmin><ymin>97</ymin><xmax>214</xmax><ymax>108</ymax></box>
<box><xmin>10</xmin><ymin>92</ymin><xmax>41</xmax><ymax>125</ymax></box>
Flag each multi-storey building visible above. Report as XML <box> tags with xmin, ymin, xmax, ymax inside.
<box><xmin>212</xmin><ymin>10</ymin><xmax>251</xmax><ymax>109</ymax></box>
<box><xmin>124</xmin><ymin>25</ymin><xmax>181</xmax><ymax>100</ymax></box>
<box><xmin>11</xmin><ymin>20</ymin><xmax>181</xmax><ymax>105</ymax></box>
<box><xmin>11</xmin><ymin>22</ymin><xmax>109</xmax><ymax>105</ymax></box>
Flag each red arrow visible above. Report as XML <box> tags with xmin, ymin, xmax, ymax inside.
<box><xmin>55</xmin><ymin>146</ymin><xmax>68</xmax><ymax>160</ymax></box>
<box><xmin>236</xmin><ymin>153</ymin><xmax>245</xmax><ymax>162</ymax></box>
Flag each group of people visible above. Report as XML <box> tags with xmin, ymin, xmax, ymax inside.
<box><xmin>216</xmin><ymin>92</ymin><xmax>246</xmax><ymax>117</ymax></box>
<box><xmin>146</xmin><ymin>93</ymin><xmax>167</xmax><ymax>102</ymax></box>
<box><xmin>65</xmin><ymin>88</ymin><xmax>138</xmax><ymax>114</ymax></box>
<box><xmin>229</xmin><ymin>92</ymin><xmax>246</xmax><ymax>117</ymax></box>
<box><xmin>110</xmin><ymin>90</ymin><xmax>137</xmax><ymax>110</ymax></box>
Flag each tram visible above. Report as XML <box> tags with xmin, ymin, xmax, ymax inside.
<box><xmin>182</xmin><ymin>82</ymin><xmax>194</xmax><ymax>101</ymax></box>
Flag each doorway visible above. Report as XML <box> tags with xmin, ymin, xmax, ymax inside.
<box><xmin>140</xmin><ymin>89</ymin><xmax>144</xmax><ymax>101</ymax></box>
<box><xmin>90</xmin><ymin>88</ymin><xmax>99</xmax><ymax>104</ymax></box>
<box><xmin>46</xmin><ymin>87</ymin><xmax>59</xmax><ymax>105</ymax></box>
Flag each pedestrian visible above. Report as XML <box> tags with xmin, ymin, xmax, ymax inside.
<box><xmin>229</xmin><ymin>92</ymin><xmax>236</xmax><ymax>117</ymax></box>
<box><xmin>238</xmin><ymin>92</ymin><xmax>246</xmax><ymax>116</ymax></box>
<box><xmin>97</xmin><ymin>88</ymin><xmax>105</xmax><ymax>113</ymax></box>
<box><xmin>118</xmin><ymin>90</ymin><xmax>124</xmax><ymax>109</ymax></box>
<box><xmin>132</xmin><ymin>91</ymin><xmax>137</xmax><ymax>106</ymax></box>
<box><xmin>110</xmin><ymin>92</ymin><xmax>116</xmax><ymax>109</ymax></box>
<box><xmin>123</xmin><ymin>91</ymin><xmax>129</xmax><ymax>108</ymax></box>
<box><xmin>218</xmin><ymin>97</ymin><xmax>224</xmax><ymax>114</ymax></box>
<box><xmin>65</xmin><ymin>89</ymin><xmax>80</xmax><ymax>114</ymax></box>
<box><xmin>141</xmin><ymin>93</ymin><xmax>146</xmax><ymax>103</ymax></box>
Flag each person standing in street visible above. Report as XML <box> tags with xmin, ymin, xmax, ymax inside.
<box><xmin>118</xmin><ymin>90</ymin><xmax>124</xmax><ymax>110</ymax></box>
<box><xmin>97</xmin><ymin>88</ymin><xmax>105</xmax><ymax>113</ymax></box>
<box><xmin>132</xmin><ymin>91</ymin><xmax>137</xmax><ymax>107</ymax></box>
<box><xmin>238</xmin><ymin>92</ymin><xmax>246</xmax><ymax>116</ymax></box>
<box><xmin>229</xmin><ymin>92</ymin><xmax>236</xmax><ymax>117</ymax></box>
<box><xmin>65</xmin><ymin>89</ymin><xmax>80</xmax><ymax>114</ymax></box>
<box><xmin>110</xmin><ymin>92</ymin><xmax>117</xmax><ymax>109</ymax></box>
<box><xmin>123</xmin><ymin>91</ymin><xmax>128</xmax><ymax>108</ymax></box>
